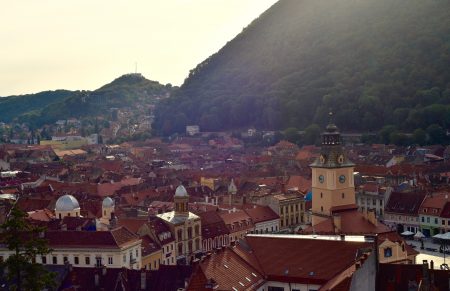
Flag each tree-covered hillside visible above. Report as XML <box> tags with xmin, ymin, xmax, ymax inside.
<box><xmin>2</xmin><ymin>74</ymin><xmax>172</xmax><ymax>127</ymax></box>
<box><xmin>0</xmin><ymin>90</ymin><xmax>75</xmax><ymax>123</ymax></box>
<box><xmin>154</xmin><ymin>0</ymin><xmax>450</xmax><ymax>135</ymax></box>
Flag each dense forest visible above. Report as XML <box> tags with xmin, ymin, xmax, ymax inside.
<box><xmin>0</xmin><ymin>90</ymin><xmax>75</xmax><ymax>123</ymax></box>
<box><xmin>0</xmin><ymin>74</ymin><xmax>172</xmax><ymax>127</ymax></box>
<box><xmin>154</xmin><ymin>0</ymin><xmax>450</xmax><ymax>139</ymax></box>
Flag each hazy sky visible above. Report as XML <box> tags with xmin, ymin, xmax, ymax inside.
<box><xmin>0</xmin><ymin>0</ymin><xmax>277</xmax><ymax>96</ymax></box>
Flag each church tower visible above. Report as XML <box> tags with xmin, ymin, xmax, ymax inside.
<box><xmin>228</xmin><ymin>179</ymin><xmax>237</xmax><ymax>206</ymax></box>
<box><xmin>310</xmin><ymin>115</ymin><xmax>355</xmax><ymax>226</ymax></box>
<box><xmin>174</xmin><ymin>185</ymin><xmax>189</xmax><ymax>217</ymax></box>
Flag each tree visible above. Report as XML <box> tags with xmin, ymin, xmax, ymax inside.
<box><xmin>304</xmin><ymin>124</ymin><xmax>321</xmax><ymax>145</ymax></box>
<box><xmin>0</xmin><ymin>206</ymin><xmax>55</xmax><ymax>291</ymax></box>
<box><xmin>283</xmin><ymin>127</ymin><xmax>300</xmax><ymax>144</ymax></box>
<box><xmin>379</xmin><ymin>125</ymin><xmax>396</xmax><ymax>144</ymax></box>
<box><xmin>426</xmin><ymin>124</ymin><xmax>447</xmax><ymax>145</ymax></box>
<box><xmin>413</xmin><ymin>128</ymin><xmax>427</xmax><ymax>145</ymax></box>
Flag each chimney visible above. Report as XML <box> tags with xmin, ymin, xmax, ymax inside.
<box><xmin>140</xmin><ymin>271</ymin><xmax>146</xmax><ymax>290</ymax></box>
<box><xmin>333</xmin><ymin>215</ymin><xmax>342</xmax><ymax>233</ymax></box>
<box><xmin>94</xmin><ymin>273</ymin><xmax>100</xmax><ymax>287</ymax></box>
<box><xmin>367</xmin><ymin>209</ymin><xmax>377</xmax><ymax>226</ymax></box>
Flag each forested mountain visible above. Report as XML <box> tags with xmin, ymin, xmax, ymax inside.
<box><xmin>154</xmin><ymin>0</ymin><xmax>450</xmax><ymax>135</ymax></box>
<box><xmin>1</xmin><ymin>74</ymin><xmax>172</xmax><ymax>127</ymax></box>
<box><xmin>0</xmin><ymin>90</ymin><xmax>75</xmax><ymax>123</ymax></box>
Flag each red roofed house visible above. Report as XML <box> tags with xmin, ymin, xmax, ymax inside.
<box><xmin>0</xmin><ymin>226</ymin><xmax>142</xmax><ymax>269</ymax></box>
<box><xmin>187</xmin><ymin>234</ymin><xmax>376</xmax><ymax>291</ymax></box>
<box><xmin>384</xmin><ymin>191</ymin><xmax>426</xmax><ymax>234</ymax></box>
<box><xmin>244</xmin><ymin>205</ymin><xmax>280</xmax><ymax>234</ymax></box>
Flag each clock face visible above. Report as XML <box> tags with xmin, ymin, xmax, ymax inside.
<box><xmin>319</xmin><ymin>175</ymin><xmax>325</xmax><ymax>183</ymax></box>
<box><xmin>339</xmin><ymin>175</ymin><xmax>346</xmax><ymax>183</ymax></box>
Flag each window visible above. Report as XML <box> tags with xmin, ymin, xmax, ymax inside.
<box><xmin>421</xmin><ymin>217</ymin><xmax>424</xmax><ymax>223</ymax></box>
<box><xmin>342</xmin><ymin>193</ymin><xmax>345</xmax><ymax>199</ymax></box>
<box><xmin>188</xmin><ymin>227</ymin><xmax>193</xmax><ymax>239</ymax></box>
<box><xmin>321</xmin><ymin>206</ymin><xmax>323</xmax><ymax>212</ymax></box>
<box><xmin>427</xmin><ymin>217</ymin><xmax>430</xmax><ymax>223</ymax></box>
<box><xmin>373</xmin><ymin>199</ymin><xmax>376</xmax><ymax>205</ymax></box>
<box><xmin>320</xmin><ymin>192</ymin><xmax>323</xmax><ymax>198</ymax></box>
<box><xmin>53</xmin><ymin>256</ymin><xmax>57</xmax><ymax>264</ymax></box>
<box><xmin>268</xmin><ymin>287</ymin><xmax>284</xmax><ymax>291</ymax></box>
<box><xmin>177</xmin><ymin>229</ymin><xmax>183</xmax><ymax>241</ymax></box>
<box><xmin>63</xmin><ymin>256</ymin><xmax>68</xmax><ymax>263</ymax></box>
<box><xmin>195</xmin><ymin>225</ymin><xmax>200</xmax><ymax>236</ymax></box>
<box><xmin>108</xmin><ymin>257</ymin><xmax>113</xmax><ymax>265</ymax></box>
<box><xmin>384</xmin><ymin>247</ymin><xmax>392</xmax><ymax>258</ymax></box>
<box><xmin>74</xmin><ymin>256</ymin><xmax>79</xmax><ymax>265</ymax></box>
<box><xmin>85</xmin><ymin>256</ymin><xmax>90</xmax><ymax>265</ymax></box>
<box><xmin>123</xmin><ymin>254</ymin><xmax>126</xmax><ymax>263</ymax></box>
<box><xmin>280</xmin><ymin>207</ymin><xmax>283</xmax><ymax>214</ymax></box>
<box><xmin>295</xmin><ymin>204</ymin><xmax>298</xmax><ymax>211</ymax></box>
<box><xmin>442</xmin><ymin>220</ymin><xmax>446</xmax><ymax>225</ymax></box>
<box><xmin>41</xmin><ymin>256</ymin><xmax>47</xmax><ymax>264</ymax></box>
<box><xmin>96</xmin><ymin>257</ymin><xmax>102</xmax><ymax>267</ymax></box>
<box><xmin>0</xmin><ymin>256</ymin><xmax>3</xmax><ymax>263</ymax></box>
<box><xmin>136</xmin><ymin>249</ymin><xmax>139</xmax><ymax>258</ymax></box>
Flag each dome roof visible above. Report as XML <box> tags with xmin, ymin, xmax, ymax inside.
<box><xmin>175</xmin><ymin>185</ymin><xmax>188</xmax><ymax>197</ymax></box>
<box><xmin>102</xmin><ymin>197</ymin><xmax>115</xmax><ymax>208</ymax></box>
<box><xmin>55</xmin><ymin>194</ymin><xmax>80</xmax><ymax>212</ymax></box>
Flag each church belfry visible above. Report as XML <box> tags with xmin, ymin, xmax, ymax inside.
<box><xmin>174</xmin><ymin>185</ymin><xmax>189</xmax><ymax>217</ymax></box>
<box><xmin>310</xmin><ymin>115</ymin><xmax>356</xmax><ymax>226</ymax></box>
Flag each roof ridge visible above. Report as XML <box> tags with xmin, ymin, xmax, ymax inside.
<box><xmin>231</xmin><ymin>240</ymin><xmax>265</xmax><ymax>276</ymax></box>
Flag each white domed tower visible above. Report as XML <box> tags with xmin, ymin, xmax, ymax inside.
<box><xmin>174</xmin><ymin>185</ymin><xmax>189</xmax><ymax>217</ymax></box>
<box><xmin>55</xmin><ymin>194</ymin><xmax>81</xmax><ymax>219</ymax></box>
<box><xmin>102</xmin><ymin>197</ymin><xmax>115</xmax><ymax>220</ymax></box>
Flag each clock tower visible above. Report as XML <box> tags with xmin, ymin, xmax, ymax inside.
<box><xmin>310</xmin><ymin>116</ymin><xmax>355</xmax><ymax>226</ymax></box>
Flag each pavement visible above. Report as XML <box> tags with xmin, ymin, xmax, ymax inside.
<box><xmin>406</xmin><ymin>238</ymin><xmax>450</xmax><ymax>270</ymax></box>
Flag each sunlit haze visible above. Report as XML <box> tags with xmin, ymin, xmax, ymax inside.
<box><xmin>0</xmin><ymin>0</ymin><xmax>277</xmax><ymax>96</ymax></box>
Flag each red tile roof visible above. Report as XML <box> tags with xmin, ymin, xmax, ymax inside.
<box><xmin>385</xmin><ymin>191</ymin><xmax>426</xmax><ymax>216</ymax></box>
<box><xmin>240</xmin><ymin>235</ymin><xmax>373</xmax><ymax>284</ymax></box>
<box><xmin>303</xmin><ymin>210</ymin><xmax>390</xmax><ymax>235</ymax></box>
<box><xmin>198</xmin><ymin>248</ymin><xmax>265</xmax><ymax>290</ymax></box>
<box><xmin>43</xmin><ymin>226</ymin><xmax>139</xmax><ymax>249</ymax></box>
<box><xmin>244</xmin><ymin>205</ymin><xmax>279</xmax><ymax>224</ymax></box>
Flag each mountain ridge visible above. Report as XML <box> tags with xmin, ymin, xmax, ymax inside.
<box><xmin>154</xmin><ymin>0</ymin><xmax>450</xmax><ymax>136</ymax></box>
